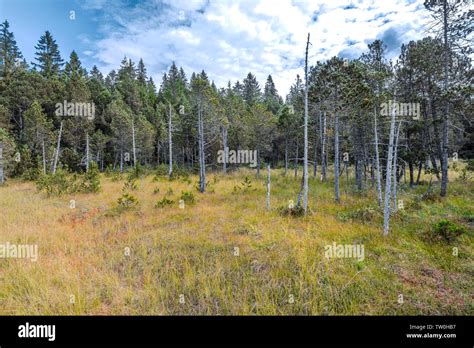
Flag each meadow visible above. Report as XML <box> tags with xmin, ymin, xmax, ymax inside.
<box><xmin>0</xmin><ymin>166</ymin><xmax>472</xmax><ymax>315</ymax></box>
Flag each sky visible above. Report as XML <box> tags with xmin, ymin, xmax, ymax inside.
<box><xmin>0</xmin><ymin>0</ymin><xmax>432</xmax><ymax>96</ymax></box>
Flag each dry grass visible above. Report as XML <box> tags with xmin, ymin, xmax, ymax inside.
<box><xmin>0</xmin><ymin>167</ymin><xmax>472</xmax><ymax>315</ymax></box>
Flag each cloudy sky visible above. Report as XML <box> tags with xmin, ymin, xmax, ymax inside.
<box><xmin>1</xmin><ymin>0</ymin><xmax>431</xmax><ymax>95</ymax></box>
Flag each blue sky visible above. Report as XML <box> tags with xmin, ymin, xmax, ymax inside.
<box><xmin>0</xmin><ymin>0</ymin><xmax>430</xmax><ymax>95</ymax></box>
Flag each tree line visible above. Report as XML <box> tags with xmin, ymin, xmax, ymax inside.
<box><xmin>0</xmin><ymin>1</ymin><xmax>471</xmax><ymax>208</ymax></box>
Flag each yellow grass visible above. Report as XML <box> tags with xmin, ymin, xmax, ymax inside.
<box><xmin>0</xmin><ymin>168</ymin><xmax>472</xmax><ymax>315</ymax></box>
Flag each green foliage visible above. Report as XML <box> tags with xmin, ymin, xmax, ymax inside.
<box><xmin>277</xmin><ymin>204</ymin><xmax>306</xmax><ymax>217</ymax></box>
<box><xmin>36</xmin><ymin>168</ymin><xmax>70</xmax><ymax>196</ymax></box>
<box><xmin>122</xmin><ymin>177</ymin><xmax>137</xmax><ymax>191</ymax></box>
<box><xmin>155</xmin><ymin>197</ymin><xmax>174</xmax><ymax>208</ymax></box>
<box><xmin>153</xmin><ymin>187</ymin><xmax>160</xmax><ymax>194</ymax></box>
<box><xmin>430</xmin><ymin>219</ymin><xmax>466</xmax><ymax>243</ymax></box>
<box><xmin>128</xmin><ymin>164</ymin><xmax>145</xmax><ymax>180</ymax></box>
<box><xmin>36</xmin><ymin>164</ymin><xmax>101</xmax><ymax>196</ymax></box>
<box><xmin>80</xmin><ymin>162</ymin><xmax>101</xmax><ymax>193</ymax></box>
<box><xmin>180</xmin><ymin>191</ymin><xmax>195</xmax><ymax>204</ymax></box>
<box><xmin>466</xmin><ymin>160</ymin><xmax>474</xmax><ymax>172</ymax></box>
<box><xmin>232</xmin><ymin>176</ymin><xmax>255</xmax><ymax>194</ymax></box>
<box><xmin>117</xmin><ymin>192</ymin><xmax>138</xmax><ymax>209</ymax></box>
<box><xmin>337</xmin><ymin>206</ymin><xmax>379</xmax><ymax>222</ymax></box>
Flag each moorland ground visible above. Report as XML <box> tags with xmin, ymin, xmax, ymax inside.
<box><xmin>0</xmin><ymin>166</ymin><xmax>472</xmax><ymax>315</ymax></box>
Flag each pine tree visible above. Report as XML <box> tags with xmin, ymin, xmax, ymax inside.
<box><xmin>242</xmin><ymin>72</ymin><xmax>261</xmax><ymax>106</ymax></box>
<box><xmin>32</xmin><ymin>31</ymin><xmax>64</xmax><ymax>78</ymax></box>
<box><xmin>0</xmin><ymin>20</ymin><xmax>23</xmax><ymax>79</ymax></box>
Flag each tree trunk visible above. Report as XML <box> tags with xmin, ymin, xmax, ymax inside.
<box><xmin>440</xmin><ymin>0</ymin><xmax>449</xmax><ymax>197</ymax></box>
<box><xmin>0</xmin><ymin>143</ymin><xmax>4</xmax><ymax>184</ymax></box>
<box><xmin>374</xmin><ymin>107</ymin><xmax>382</xmax><ymax>207</ymax></box>
<box><xmin>334</xmin><ymin>111</ymin><xmax>340</xmax><ymax>203</ymax></box>
<box><xmin>52</xmin><ymin>121</ymin><xmax>63</xmax><ymax>174</ymax></box>
<box><xmin>222</xmin><ymin>126</ymin><xmax>228</xmax><ymax>174</ymax></box>
<box><xmin>416</xmin><ymin>161</ymin><xmax>422</xmax><ymax>185</ymax></box>
<box><xmin>85</xmin><ymin>132</ymin><xmax>90</xmax><ymax>172</ymax></box>
<box><xmin>294</xmin><ymin>139</ymin><xmax>298</xmax><ymax>178</ymax></box>
<box><xmin>302</xmin><ymin>33</ymin><xmax>310</xmax><ymax>213</ymax></box>
<box><xmin>383</xmin><ymin>100</ymin><xmax>397</xmax><ymax>235</ymax></box>
<box><xmin>41</xmin><ymin>139</ymin><xmax>46</xmax><ymax>175</ymax></box>
<box><xmin>266</xmin><ymin>165</ymin><xmax>271</xmax><ymax>211</ymax></box>
<box><xmin>168</xmin><ymin>103</ymin><xmax>173</xmax><ymax>177</ymax></box>
<box><xmin>320</xmin><ymin>111</ymin><xmax>327</xmax><ymax>182</ymax></box>
<box><xmin>198</xmin><ymin>102</ymin><xmax>206</xmax><ymax>193</ymax></box>
<box><xmin>392</xmin><ymin>121</ymin><xmax>402</xmax><ymax>212</ymax></box>
<box><xmin>131</xmin><ymin>117</ymin><xmax>136</xmax><ymax>167</ymax></box>
<box><xmin>257</xmin><ymin>149</ymin><xmax>261</xmax><ymax>177</ymax></box>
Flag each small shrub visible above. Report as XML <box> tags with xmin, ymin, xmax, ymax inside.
<box><xmin>180</xmin><ymin>191</ymin><xmax>195</xmax><ymax>204</ymax></box>
<box><xmin>122</xmin><ymin>178</ymin><xmax>137</xmax><ymax>192</ymax></box>
<box><xmin>111</xmin><ymin>171</ymin><xmax>123</xmax><ymax>182</ymax></box>
<box><xmin>277</xmin><ymin>204</ymin><xmax>306</xmax><ymax>217</ymax></box>
<box><xmin>232</xmin><ymin>176</ymin><xmax>255</xmax><ymax>194</ymax></box>
<box><xmin>165</xmin><ymin>187</ymin><xmax>174</xmax><ymax>196</ymax></box>
<box><xmin>36</xmin><ymin>168</ymin><xmax>70</xmax><ymax>196</ymax></box>
<box><xmin>117</xmin><ymin>193</ymin><xmax>138</xmax><ymax>209</ymax></box>
<box><xmin>155</xmin><ymin>197</ymin><xmax>174</xmax><ymax>208</ymax></box>
<box><xmin>153</xmin><ymin>187</ymin><xmax>160</xmax><ymax>194</ymax></box>
<box><xmin>80</xmin><ymin>162</ymin><xmax>101</xmax><ymax>193</ymax></box>
<box><xmin>337</xmin><ymin>206</ymin><xmax>379</xmax><ymax>222</ymax></box>
<box><xmin>128</xmin><ymin>164</ymin><xmax>145</xmax><ymax>180</ymax></box>
<box><xmin>431</xmin><ymin>219</ymin><xmax>466</xmax><ymax>242</ymax></box>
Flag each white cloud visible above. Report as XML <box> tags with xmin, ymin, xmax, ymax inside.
<box><xmin>83</xmin><ymin>0</ymin><xmax>430</xmax><ymax>96</ymax></box>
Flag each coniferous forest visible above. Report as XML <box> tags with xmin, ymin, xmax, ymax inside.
<box><xmin>0</xmin><ymin>0</ymin><xmax>473</xmax><ymax>318</ymax></box>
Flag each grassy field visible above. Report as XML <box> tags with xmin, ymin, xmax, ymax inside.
<box><xmin>0</xmin><ymin>167</ymin><xmax>472</xmax><ymax>315</ymax></box>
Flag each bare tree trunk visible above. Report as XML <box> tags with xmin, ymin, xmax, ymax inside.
<box><xmin>198</xmin><ymin>102</ymin><xmax>206</xmax><ymax>193</ymax></box>
<box><xmin>85</xmin><ymin>132</ymin><xmax>90</xmax><ymax>172</ymax></box>
<box><xmin>374</xmin><ymin>108</ymin><xmax>382</xmax><ymax>207</ymax></box>
<box><xmin>266</xmin><ymin>165</ymin><xmax>271</xmax><ymax>210</ymax></box>
<box><xmin>416</xmin><ymin>161</ymin><xmax>422</xmax><ymax>184</ymax></box>
<box><xmin>392</xmin><ymin>121</ymin><xmax>402</xmax><ymax>212</ymax></box>
<box><xmin>334</xmin><ymin>110</ymin><xmax>340</xmax><ymax>202</ymax></box>
<box><xmin>383</xmin><ymin>100</ymin><xmax>397</xmax><ymax>235</ymax></box>
<box><xmin>52</xmin><ymin>121</ymin><xmax>63</xmax><ymax>174</ymax></box>
<box><xmin>222</xmin><ymin>126</ymin><xmax>228</xmax><ymax>174</ymax></box>
<box><xmin>168</xmin><ymin>103</ymin><xmax>173</xmax><ymax>177</ymax></box>
<box><xmin>0</xmin><ymin>143</ymin><xmax>4</xmax><ymax>184</ymax></box>
<box><xmin>131</xmin><ymin>117</ymin><xmax>136</xmax><ymax>167</ymax></box>
<box><xmin>41</xmin><ymin>139</ymin><xmax>46</xmax><ymax>175</ymax></box>
<box><xmin>320</xmin><ymin>111</ymin><xmax>327</xmax><ymax>182</ymax></box>
<box><xmin>294</xmin><ymin>139</ymin><xmax>298</xmax><ymax>178</ymax></box>
<box><xmin>440</xmin><ymin>0</ymin><xmax>449</xmax><ymax>197</ymax></box>
<box><xmin>120</xmin><ymin>148</ymin><xmax>123</xmax><ymax>172</ymax></box>
<box><xmin>257</xmin><ymin>149</ymin><xmax>261</xmax><ymax>177</ymax></box>
<box><xmin>302</xmin><ymin>33</ymin><xmax>310</xmax><ymax>213</ymax></box>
